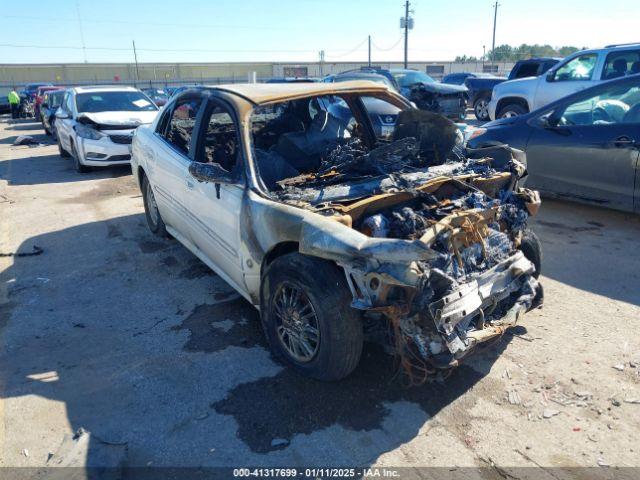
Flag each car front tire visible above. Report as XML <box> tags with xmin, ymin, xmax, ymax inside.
<box><xmin>261</xmin><ymin>253</ymin><xmax>363</xmax><ymax>381</ymax></box>
<box><xmin>497</xmin><ymin>103</ymin><xmax>527</xmax><ymax>119</ymax></box>
<box><xmin>71</xmin><ymin>141</ymin><xmax>90</xmax><ymax>173</ymax></box>
<box><xmin>57</xmin><ymin>135</ymin><xmax>71</xmax><ymax>158</ymax></box>
<box><xmin>520</xmin><ymin>229</ymin><xmax>542</xmax><ymax>278</ymax></box>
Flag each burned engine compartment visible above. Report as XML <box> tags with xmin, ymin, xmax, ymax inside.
<box><xmin>250</xmin><ymin>101</ymin><xmax>542</xmax><ymax>384</ymax></box>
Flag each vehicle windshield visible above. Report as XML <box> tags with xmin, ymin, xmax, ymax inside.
<box><xmin>75</xmin><ymin>91</ymin><xmax>158</xmax><ymax>113</ymax></box>
<box><xmin>392</xmin><ymin>70</ymin><xmax>435</xmax><ymax>87</ymax></box>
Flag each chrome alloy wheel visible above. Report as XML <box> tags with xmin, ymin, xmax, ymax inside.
<box><xmin>273</xmin><ymin>283</ymin><xmax>320</xmax><ymax>363</ymax></box>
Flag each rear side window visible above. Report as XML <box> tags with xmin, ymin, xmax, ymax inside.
<box><xmin>603</xmin><ymin>50</ymin><xmax>640</xmax><ymax>80</ymax></box>
<box><xmin>163</xmin><ymin>98</ymin><xmax>203</xmax><ymax>156</ymax></box>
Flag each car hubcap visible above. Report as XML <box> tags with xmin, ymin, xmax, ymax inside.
<box><xmin>273</xmin><ymin>283</ymin><xmax>320</xmax><ymax>363</ymax></box>
<box><xmin>476</xmin><ymin>100</ymin><xmax>489</xmax><ymax>118</ymax></box>
<box><xmin>146</xmin><ymin>182</ymin><xmax>159</xmax><ymax>229</ymax></box>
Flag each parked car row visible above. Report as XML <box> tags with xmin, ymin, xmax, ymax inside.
<box><xmin>444</xmin><ymin>58</ymin><xmax>561</xmax><ymax>120</ymax></box>
<box><xmin>22</xmin><ymin>45</ymin><xmax>638</xmax><ymax>382</ymax></box>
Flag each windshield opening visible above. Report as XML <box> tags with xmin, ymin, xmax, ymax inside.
<box><xmin>392</xmin><ymin>70</ymin><xmax>435</xmax><ymax>88</ymax></box>
<box><xmin>75</xmin><ymin>91</ymin><xmax>158</xmax><ymax>113</ymax></box>
<box><xmin>249</xmin><ymin>93</ymin><xmax>466</xmax><ymax>205</ymax></box>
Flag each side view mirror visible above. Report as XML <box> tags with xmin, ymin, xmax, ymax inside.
<box><xmin>545</xmin><ymin>71</ymin><xmax>555</xmax><ymax>82</ymax></box>
<box><xmin>55</xmin><ymin>110</ymin><xmax>70</xmax><ymax>119</ymax></box>
<box><xmin>188</xmin><ymin>162</ymin><xmax>237</xmax><ymax>185</ymax></box>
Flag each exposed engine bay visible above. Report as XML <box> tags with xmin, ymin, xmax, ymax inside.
<box><xmin>248</xmin><ymin>96</ymin><xmax>542</xmax><ymax>384</ymax></box>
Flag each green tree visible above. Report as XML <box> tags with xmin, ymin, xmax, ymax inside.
<box><xmin>477</xmin><ymin>44</ymin><xmax>587</xmax><ymax>62</ymax></box>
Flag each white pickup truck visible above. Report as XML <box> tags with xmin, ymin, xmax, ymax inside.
<box><xmin>488</xmin><ymin>43</ymin><xmax>640</xmax><ymax>120</ymax></box>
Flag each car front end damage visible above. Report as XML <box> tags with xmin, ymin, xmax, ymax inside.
<box><xmin>246</xmin><ymin>91</ymin><xmax>542</xmax><ymax>383</ymax></box>
<box><xmin>296</xmin><ymin>169</ymin><xmax>542</xmax><ymax>383</ymax></box>
<box><xmin>407</xmin><ymin>84</ymin><xmax>468</xmax><ymax>121</ymax></box>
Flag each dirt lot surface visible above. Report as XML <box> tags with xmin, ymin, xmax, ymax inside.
<box><xmin>1</xmin><ymin>117</ymin><xmax>640</xmax><ymax>477</ymax></box>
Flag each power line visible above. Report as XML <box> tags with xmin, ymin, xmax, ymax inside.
<box><xmin>323</xmin><ymin>37</ymin><xmax>369</xmax><ymax>59</ymax></box>
<box><xmin>371</xmin><ymin>36</ymin><xmax>404</xmax><ymax>52</ymax></box>
<box><xmin>0</xmin><ymin>43</ymin><xmax>318</xmax><ymax>54</ymax></box>
<box><xmin>3</xmin><ymin>14</ymin><xmax>303</xmax><ymax>31</ymax></box>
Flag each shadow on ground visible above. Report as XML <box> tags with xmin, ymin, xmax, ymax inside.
<box><xmin>530</xmin><ymin>198</ymin><xmax>640</xmax><ymax>306</ymax></box>
<box><xmin>0</xmin><ymin>152</ymin><xmax>132</xmax><ymax>186</ymax></box>
<box><xmin>0</xmin><ymin>214</ymin><xmax>509</xmax><ymax>471</ymax></box>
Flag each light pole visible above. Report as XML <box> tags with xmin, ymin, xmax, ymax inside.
<box><xmin>132</xmin><ymin>40</ymin><xmax>140</xmax><ymax>87</ymax></box>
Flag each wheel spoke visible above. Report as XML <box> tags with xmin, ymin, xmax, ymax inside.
<box><xmin>272</xmin><ymin>283</ymin><xmax>320</xmax><ymax>362</ymax></box>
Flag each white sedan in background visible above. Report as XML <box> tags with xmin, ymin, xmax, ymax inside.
<box><xmin>56</xmin><ymin>86</ymin><xmax>159</xmax><ymax>172</ymax></box>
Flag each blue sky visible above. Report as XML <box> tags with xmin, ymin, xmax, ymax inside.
<box><xmin>0</xmin><ymin>0</ymin><xmax>637</xmax><ymax>64</ymax></box>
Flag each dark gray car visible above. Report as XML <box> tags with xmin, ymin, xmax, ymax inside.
<box><xmin>468</xmin><ymin>74</ymin><xmax>640</xmax><ymax>213</ymax></box>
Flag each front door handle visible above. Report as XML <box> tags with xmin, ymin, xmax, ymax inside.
<box><xmin>612</xmin><ymin>136</ymin><xmax>637</xmax><ymax>148</ymax></box>
<box><xmin>186</xmin><ymin>179</ymin><xmax>195</xmax><ymax>190</ymax></box>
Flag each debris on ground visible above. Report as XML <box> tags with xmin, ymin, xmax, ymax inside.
<box><xmin>612</xmin><ymin>364</ymin><xmax>625</xmax><ymax>372</ymax></box>
<box><xmin>12</xmin><ymin>135</ymin><xmax>39</xmax><ymax>146</ymax></box>
<box><xmin>543</xmin><ymin>409</ymin><xmax>560</xmax><ymax>419</ymax></box>
<box><xmin>46</xmin><ymin>427</ymin><xmax>127</xmax><ymax>469</ymax></box>
<box><xmin>270</xmin><ymin>438</ymin><xmax>289</xmax><ymax>448</ymax></box>
<box><xmin>508</xmin><ymin>390</ymin><xmax>521</xmax><ymax>405</ymax></box>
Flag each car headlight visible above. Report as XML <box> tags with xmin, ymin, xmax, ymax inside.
<box><xmin>75</xmin><ymin>124</ymin><xmax>104</xmax><ymax>140</ymax></box>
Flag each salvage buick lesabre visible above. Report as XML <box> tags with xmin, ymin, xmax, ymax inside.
<box><xmin>131</xmin><ymin>81</ymin><xmax>543</xmax><ymax>384</ymax></box>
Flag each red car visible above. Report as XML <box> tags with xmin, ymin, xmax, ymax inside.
<box><xmin>35</xmin><ymin>86</ymin><xmax>64</xmax><ymax>119</ymax></box>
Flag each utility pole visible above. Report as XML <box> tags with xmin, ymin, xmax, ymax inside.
<box><xmin>483</xmin><ymin>45</ymin><xmax>486</xmax><ymax>70</ymax></box>
<box><xmin>76</xmin><ymin>0</ymin><xmax>87</xmax><ymax>63</ymax></box>
<box><xmin>368</xmin><ymin>35</ymin><xmax>371</xmax><ymax>67</ymax></box>
<box><xmin>132</xmin><ymin>40</ymin><xmax>140</xmax><ymax>87</ymax></box>
<box><xmin>491</xmin><ymin>2</ymin><xmax>500</xmax><ymax>67</ymax></box>
<box><xmin>403</xmin><ymin>0</ymin><xmax>410</xmax><ymax>69</ymax></box>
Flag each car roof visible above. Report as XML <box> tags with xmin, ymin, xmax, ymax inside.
<box><xmin>71</xmin><ymin>85</ymin><xmax>140</xmax><ymax>94</ymax></box>
<box><xmin>201</xmin><ymin>80</ymin><xmax>392</xmax><ymax>105</ymax></box>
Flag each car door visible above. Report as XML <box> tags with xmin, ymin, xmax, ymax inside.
<box><xmin>526</xmin><ymin>79</ymin><xmax>640</xmax><ymax>211</ymax></box>
<box><xmin>533</xmin><ymin>53</ymin><xmax>599</xmax><ymax>111</ymax></box>
<box><xmin>148</xmin><ymin>94</ymin><xmax>205</xmax><ymax>239</ymax></box>
<box><xmin>183</xmin><ymin>96</ymin><xmax>246</xmax><ymax>291</ymax></box>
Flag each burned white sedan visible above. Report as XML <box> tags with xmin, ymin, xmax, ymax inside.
<box><xmin>131</xmin><ymin>82</ymin><xmax>542</xmax><ymax>384</ymax></box>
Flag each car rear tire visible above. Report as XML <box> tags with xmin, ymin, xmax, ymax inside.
<box><xmin>520</xmin><ymin>229</ymin><xmax>542</xmax><ymax>278</ymax></box>
<box><xmin>71</xmin><ymin>142</ymin><xmax>90</xmax><ymax>173</ymax></box>
<box><xmin>57</xmin><ymin>135</ymin><xmax>71</xmax><ymax>158</ymax></box>
<box><xmin>473</xmin><ymin>96</ymin><xmax>491</xmax><ymax>121</ymax></box>
<box><xmin>142</xmin><ymin>175</ymin><xmax>168</xmax><ymax>238</ymax></box>
<box><xmin>261</xmin><ymin>253</ymin><xmax>363</xmax><ymax>381</ymax></box>
<box><xmin>497</xmin><ymin>103</ymin><xmax>527</xmax><ymax>119</ymax></box>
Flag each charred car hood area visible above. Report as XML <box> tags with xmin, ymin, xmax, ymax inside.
<box><xmin>247</xmin><ymin>103</ymin><xmax>543</xmax><ymax>384</ymax></box>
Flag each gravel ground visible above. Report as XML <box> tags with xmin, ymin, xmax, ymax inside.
<box><xmin>1</xmin><ymin>116</ymin><xmax>639</xmax><ymax>478</ymax></box>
